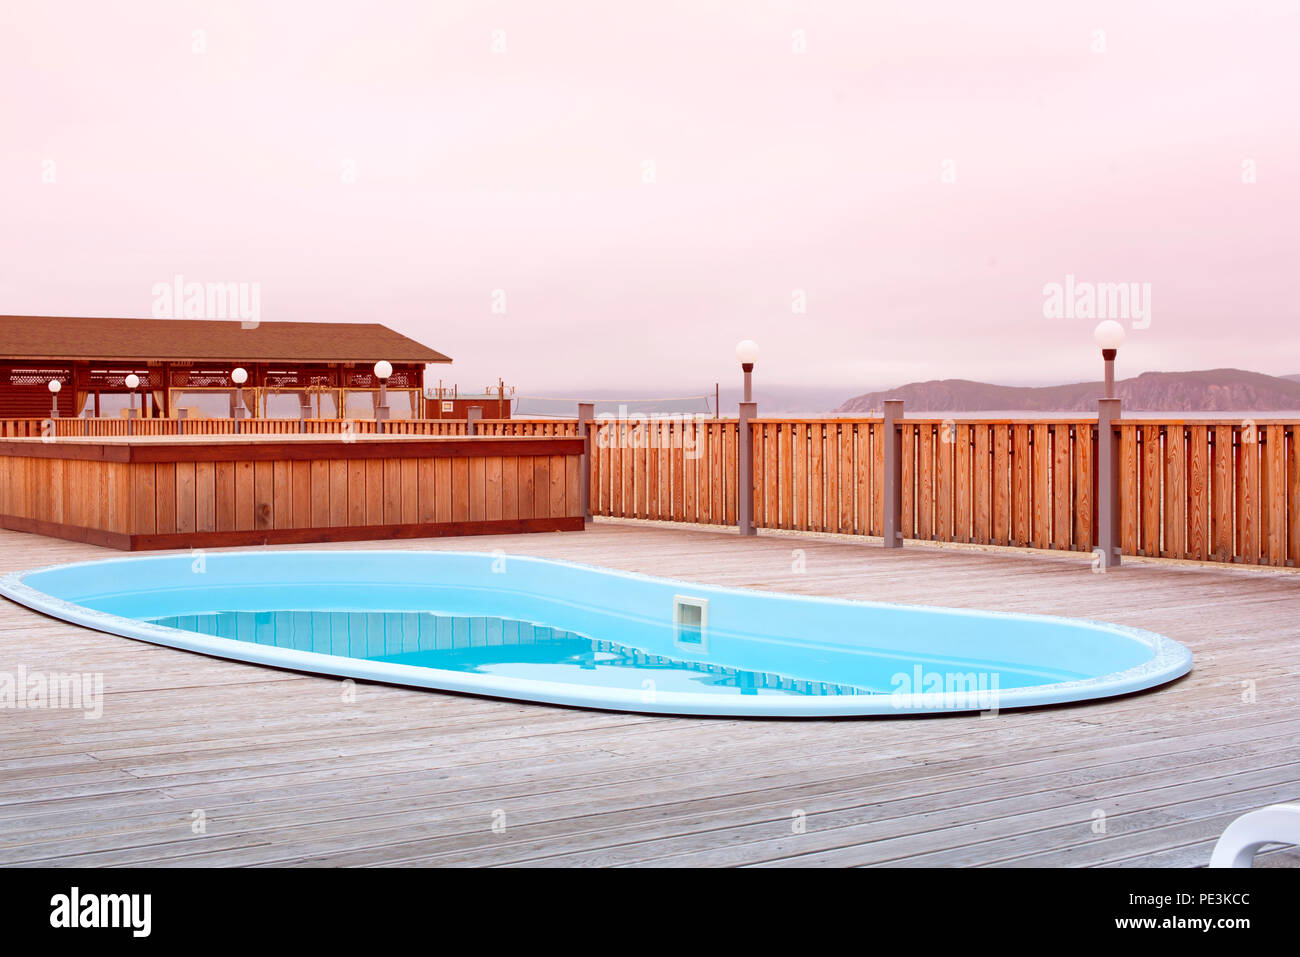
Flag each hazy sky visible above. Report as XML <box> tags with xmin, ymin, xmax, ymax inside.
<box><xmin>2</xmin><ymin>1</ymin><xmax>1296</xmax><ymax>397</ymax></box>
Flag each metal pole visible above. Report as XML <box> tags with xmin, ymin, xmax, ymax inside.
<box><xmin>742</xmin><ymin>364</ymin><xmax>753</xmax><ymax>404</ymax></box>
<box><xmin>1097</xmin><ymin>397</ymin><xmax>1122</xmax><ymax>569</ymax></box>
<box><xmin>466</xmin><ymin>405</ymin><xmax>482</xmax><ymax>436</ymax></box>
<box><xmin>376</xmin><ymin>380</ymin><xmax>390</xmax><ymax>433</ymax></box>
<box><xmin>1103</xmin><ymin>349</ymin><xmax>1116</xmax><ymax>399</ymax></box>
<box><xmin>578</xmin><ymin>402</ymin><xmax>594</xmax><ymax>521</ymax></box>
<box><xmin>882</xmin><ymin>399</ymin><xmax>904</xmax><ymax>548</ymax></box>
<box><xmin>737</xmin><ymin>400</ymin><xmax>757</xmax><ymax>535</ymax></box>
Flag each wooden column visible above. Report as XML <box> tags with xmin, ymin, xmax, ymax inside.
<box><xmin>882</xmin><ymin>400</ymin><xmax>904</xmax><ymax>548</ymax></box>
<box><xmin>1097</xmin><ymin>398</ymin><xmax>1122</xmax><ymax>568</ymax></box>
<box><xmin>578</xmin><ymin>402</ymin><xmax>594</xmax><ymax>521</ymax></box>
<box><xmin>737</xmin><ymin>401</ymin><xmax>756</xmax><ymax>535</ymax></box>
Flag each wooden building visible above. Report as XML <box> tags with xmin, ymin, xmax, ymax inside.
<box><xmin>0</xmin><ymin>315</ymin><xmax>450</xmax><ymax>419</ymax></box>
<box><xmin>424</xmin><ymin>386</ymin><xmax>513</xmax><ymax>420</ymax></box>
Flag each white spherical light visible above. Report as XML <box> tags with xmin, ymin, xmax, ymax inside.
<box><xmin>124</xmin><ymin>374</ymin><xmax>140</xmax><ymax>389</ymax></box>
<box><xmin>1093</xmin><ymin>320</ymin><xmax>1126</xmax><ymax>351</ymax></box>
<box><xmin>373</xmin><ymin>360</ymin><xmax>393</xmax><ymax>380</ymax></box>
<box><xmin>48</xmin><ymin>379</ymin><xmax>62</xmax><ymax>394</ymax></box>
<box><xmin>231</xmin><ymin>367</ymin><xmax>248</xmax><ymax>385</ymax></box>
<box><xmin>734</xmin><ymin>339</ymin><xmax>760</xmax><ymax>365</ymax></box>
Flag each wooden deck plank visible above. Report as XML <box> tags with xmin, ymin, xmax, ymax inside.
<box><xmin>2</xmin><ymin>522</ymin><xmax>1298</xmax><ymax>868</ymax></box>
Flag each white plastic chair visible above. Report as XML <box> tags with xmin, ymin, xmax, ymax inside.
<box><xmin>1210</xmin><ymin>804</ymin><xmax>1300</xmax><ymax>867</ymax></box>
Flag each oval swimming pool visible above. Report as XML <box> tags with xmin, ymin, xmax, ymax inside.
<box><xmin>0</xmin><ymin>551</ymin><xmax>1192</xmax><ymax>717</ymax></box>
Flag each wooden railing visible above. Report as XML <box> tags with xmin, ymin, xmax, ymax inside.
<box><xmin>894</xmin><ymin>418</ymin><xmax>1098</xmax><ymax>552</ymax></box>
<box><xmin>588</xmin><ymin>418</ymin><xmax>739</xmax><ymax>525</ymax></box>
<box><xmin>584</xmin><ymin>415</ymin><xmax>1299</xmax><ymax>568</ymax></box>
<box><xmin>0</xmin><ymin>417</ymin><xmax>571</xmax><ymax>438</ymax></box>
<box><xmin>749</xmin><ymin>419</ymin><xmax>888</xmax><ymax>536</ymax></box>
<box><xmin>1117</xmin><ymin>419</ymin><xmax>1297</xmax><ymax>566</ymax></box>
<box><xmin>4</xmin><ymin>413</ymin><xmax>1296</xmax><ymax>568</ymax></box>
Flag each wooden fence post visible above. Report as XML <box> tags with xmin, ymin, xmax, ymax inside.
<box><xmin>1097</xmin><ymin>398</ymin><xmax>1122</xmax><ymax>569</ymax></box>
<box><xmin>883</xmin><ymin>400</ymin><xmax>904</xmax><ymax>548</ymax></box>
<box><xmin>738</xmin><ymin>401</ymin><xmax>757</xmax><ymax>535</ymax></box>
<box><xmin>578</xmin><ymin>402</ymin><xmax>594</xmax><ymax>521</ymax></box>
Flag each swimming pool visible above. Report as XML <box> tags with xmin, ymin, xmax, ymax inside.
<box><xmin>0</xmin><ymin>551</ymin><xmax>1192</xmax><ymax>717</ymax></box>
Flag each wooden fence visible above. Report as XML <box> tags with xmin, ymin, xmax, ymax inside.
<box><xmin>4</xmin><ymin>414</ymin><xmax>1296</xmax><ymax>567</ymax></box>
<box><xmin>585</xmin><ymin>415</ymin><xmax>1300</xmax><ymax>568</ymax></box>
<box><xmin>588</xmin><ymin>418</ymin><xmax>740</xmax><ymax>526</ymax></box>
<box><xmin>1116</xmin><ymin>420</ymin><xmax>1298</xmax><ymax>566</ymax></box>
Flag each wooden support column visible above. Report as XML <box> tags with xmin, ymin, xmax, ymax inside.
<box><xmin>738</xmin><ymin>401</ymin><xmax>756</xmax><ymax>535</ymax></box>
<box><xmin>578</xmin><ymin>402</ymin><xmax>594</xmax><ymax>521</ymax></box>
<box><xmin>883</xmin><ymin>400</ymin><xmax>904</xmax><ymax>548</ymax></box>
<box><xmin>1097</xmin><ymin>398</ymin><xmax>1122</xmax><ymax>569</ymax></box>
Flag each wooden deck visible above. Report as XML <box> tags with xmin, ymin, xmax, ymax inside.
<box><xmin>1</xmin><ymin>520</ymin><xmax>1297</xmax><ymax>867</ymax></box>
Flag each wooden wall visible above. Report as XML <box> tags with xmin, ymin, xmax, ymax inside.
<box><xmin>0</xmin><ymin>436</ymin><xmax>584</xmax><ymax>550</ymax></box>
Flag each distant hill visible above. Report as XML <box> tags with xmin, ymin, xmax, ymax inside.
<box><xmin>836</xmin><ymin>369</ymin><xmax>1300</xmax><ymax>413</ymax></box>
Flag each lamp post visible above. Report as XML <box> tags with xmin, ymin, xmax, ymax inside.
<box><xmin>1093</xmin><ymin>321</ymin><xmax>1125</xmax><ymax>570</ymax></box>
<box><xmin>735</xmin><ymin>339</ymin><xmax>759</xmax><ymax>403</ymax></box>
<box><xmin>124</xmin><ymin>374</ymin><xmax>140</xmax><ymax>436</ymax></box>
<box><xmin>48</xmin><ymin>379</ymin><xmax>61</xmax><ymax>419</ymax></box>
<box><xmin>124</xmin><ymin>374</ymin><xmax>140</xmax><ymax>414</ymax></box>
<box><xmin>1094</xmin><ymin>320</ymin><xmax>1125</xmax><ymax>399</ymax></box>
<box><xmin>231</xmin><ymin>367</ymin><xmax>248</xmax><ymax>413</ymax></box>
<box><xmin>735</xmin><ymin>340</ymin><xmax>759</xmax><ymax>536</ymax></box>
<box><xmin>374</xmin><ymin>360</ymin><xmax>392</xmax><ymax>433</ymax></box>
<box><xmin>231</xmin><ymin>367</ymin><xmax>249</xmax><ymax>434</ymax></box>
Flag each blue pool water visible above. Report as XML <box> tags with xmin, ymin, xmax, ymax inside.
<box><xmin>0</xmin><ymin>551</ymin><xmax>1193</xmax><ymax>716</ymax></box>
<box><xmin>147</xmin><ymin>610</ymin><xmax>879</xmax><ymax>698</ymax></box>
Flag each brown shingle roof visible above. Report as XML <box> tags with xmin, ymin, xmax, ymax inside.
<box><xmin>0</xmin><ymin>316</ymin><xmax>451</xmax><ymax>364</ymax></box>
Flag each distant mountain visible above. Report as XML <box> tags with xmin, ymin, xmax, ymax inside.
<box><xmin>836</xmin><ymin>369</ymin><xmax>1300</xmax><ymax>413</ymax></box>
<box><xmin>715</xmin><ymin>384</ymin><xmax>859</xmax><ymax>415</ymax></box>
<box><xmin>519</xmin><ymin>384</ymin><xmax>851</xmax><ymax>416</ymax></box>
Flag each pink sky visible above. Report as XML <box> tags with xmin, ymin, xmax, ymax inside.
<box><xmin>2</xmin><ymin>1</ymin><xmax>1296</xmax><ymax>397</ymax></box>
